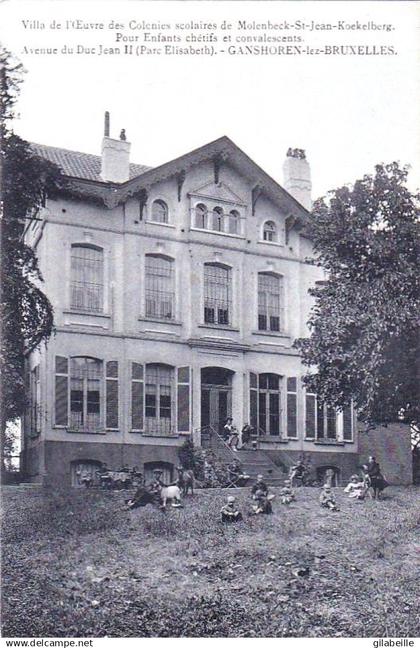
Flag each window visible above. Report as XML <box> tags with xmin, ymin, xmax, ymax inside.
<box><xmin>212</xmin><ymin>206</ymin><xmax>224</xmax><ymax>232</ymax></box>
<box><xmin>145</xmin><ymin>255</ymin><xmax>174</xmax><ymax>320</ymax></box>
<box><xmin>257</xmin><ymin>373</ymin><xmax>282</xmax><ymax>436</ymax></box>
<box><xmin>263</xmin><ymin>221</ymin><xmax>277</xmax><ymax>242</ymax></box>
<box><xmin>258</xmin><ymin>273</ymin><xmax>283</xmax><ymax>331</ymax></box>
<box><xmin>145</xmin><ymin>364</ymin><xmax>174</xmax><ymax>435</ymax></box>
<box><xmin>228</xmin><ymin>210</ymin><xmax>239</xmax><ymax>235</ymax></box>
<box><xmin>151</xmin><ymin>199</ymin><xmax>168</xmax><ymax>224</ymax></box>
<box><xmin>71</xmin><ymin>245</ymin><xmax>104</xmax><ymax>313</ymax></box>
<box><xmin>70</xmin><ymin>357</ymin><xmax>103</xmax><ymax>432</ymax></box>
<box><xmin>195</xmin><ymin>203</ymin><xmax>207</xmax><ymax>229</ymax></box>
<box><xmin>305</xmin><ymin>393</ymin><xmax>354</xmax><ymax>441</ymax></box>
<box><xmin>317</xmin><ymin>403</ymin><xmax>337</xmax><ymax>440</ymax></box>
<box><xmin>204</xmin><ymin>263</ymin><xmax>231</xmax><ymax>325</ymax></box>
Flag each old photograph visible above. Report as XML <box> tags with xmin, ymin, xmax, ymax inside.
<box><xmin>0</xmin><ymin>0</ymin><xmax>419</xmax><ymax>642</ymax></box>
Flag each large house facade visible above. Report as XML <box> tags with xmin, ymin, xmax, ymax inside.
<box><xmin>22</xmin><ymin>121</ymin><xmax>359</xmax><ymax>486</ymax></box>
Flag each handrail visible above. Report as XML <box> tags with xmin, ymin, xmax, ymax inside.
<box><xmin>197</xmin><ymin>424</ymin><xmax>244</xmax><ymax>465</ymax></box>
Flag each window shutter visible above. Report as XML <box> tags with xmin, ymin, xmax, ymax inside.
<box><xmin>55</xmin><ymin>356</ymin><xmax>69</xmax><ymax>426</ymax></box>
<box><xmin>249</xmin><ymin>372</ymin><xmax>258</xmax><ymax>430</ymax></box>
<box><xmin>343</xmin><ymin>404</ymin><xmax>353</xmax><ymax>441</ymax></box>
<box><xmin>106</xmin><ymin>361</ymin><xmax>119</xmax><ymax>429</ymax></box>
<box><xmin>286</xmin><ymin>377</ymin><xmax>297</xmax><ymax>438</ymax></box>
<box><xmin>305</xmin><ymin>393</ymin><xmax>316</xmax><ymax>439</ymax></box>
<box><xmin>177</xmin><ymin>366</ymin><xmax>190</xmax><ymax>433</ymax></box>
<box><xmin>280</xmin><ymin>277</ymin><xmax>285</xmax><ymax>331</ymax></box>
<box><xmin>131</xmin><ymin>362</ymin><xmax>144</xmax><ymax>431</ymax></box>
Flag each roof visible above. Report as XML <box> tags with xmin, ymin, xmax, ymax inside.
<box><xmin>30</xmin><ymin>137</ymin><xmax>309</xmax><ymax>231</ymax></box>
<box><xmin>30</xmin><ymin>142</ymin><xmax>151</xmax><ymax>182</ymax></box>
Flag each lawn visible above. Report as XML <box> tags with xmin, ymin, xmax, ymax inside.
<box><xmin>1</xmin><ymin>485</ymin><xmax>419</xmax><ymax>638</ymax></box>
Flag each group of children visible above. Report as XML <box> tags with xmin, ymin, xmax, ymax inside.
<box><xmin>220</xmin><ymin>462</ymin><xmax>386</xmax><ymax>521</ymax></box>
<box><xmin>220</xmin><ymin>474</ymin><xmax>296</xmax><ymax>522</ymax></box>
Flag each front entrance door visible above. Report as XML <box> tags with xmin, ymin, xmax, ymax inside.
<box><xmin>201</xmin><ymin>386</ymin><xmax>231</xmax><ymax>434</ymax></box>
<box><xmin>201</xmin><ymin>367</ymin><xmax>234</xmax><ymax>437</ymax></box>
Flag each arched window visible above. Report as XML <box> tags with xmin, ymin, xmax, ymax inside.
<box><xmin>195</xmin><ymin>203</ymin><xmax>207</xmax><ymax>229</ymax></box>
<box><xmin>70</xmin><ymin>357</ymin><xmax>103</xmax><ymax>432</ymax></box>
<box><xmin>228</xmin><ymin>210</ymin><xmax>240</xmax><ymax>235</ymax></box>
<box><xmin>145</xmin><ymin>255</ymin><xmax>174</xmax><ymax>320</ymax></box>
<box><xmin>258</xmin><ymin>273</ymin><xmax>283</xmax><ymax>331</ymax></box>
<box><xmin>212</xmin><ymin>206</ymin><xmax>224</xmax><ymax>232</ymax></box>
<box><xmin>263</xmin><ymin>221</ymin><xmax>277</xmax><ymax>242</ymax></box>
<box><xmin>151</xmin><ymin>199</ymin><xmax>169</xmax><ymax>224</ymax></box>
<box><xmin>204</xmin><ymin>263</ymin><xmax>232</xmax><ymax>325</ymax></box>
<box><xmin>70</xmin><ymin>245</ymin><xmax>104</xmax><ymax>313</ymax></box>
<box><xmin>145</xmin><ymin>364</ymin><xmax>174</xmax><ymax>435</ymax></box>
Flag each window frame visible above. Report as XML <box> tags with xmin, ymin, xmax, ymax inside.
<box><xmin>203</xmin><ymin>262</ymin><xmax>233</xmax><ymax>327</ymax></box>
<box><xmin>262</xmin><ymin>220</ymin><xmax>277</xmax><ymax>243</ymax></box>
<box><xmin>257</xmin><ymin>272</ymin><xmax>283</xmax><ymax>332</ymax></box>
<box><xmin>150</xmin><ymin>199</ymin><xmax>169</xmax><ymax>224</ymax></box>
<box><xmin>144</xmin><ymin>363</ymin><xmax>175</xmax><ymax>436</ymax></box>
<box><xmin>144</xmin><ymin>254</ymin><xmax>175</xmax><ymax>321</ymax></box>
<box><xmin>69</xmin><ymin>356</ymin><xmax>104</xmax><ymax>433</ymax></box>
<box><xmin>70</xmin><ymin>244</ymin><xmax>105</xmax><ymax>314</ymax></box>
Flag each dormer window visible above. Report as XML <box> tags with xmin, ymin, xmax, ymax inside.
<box><xmin>263</xmin><ymin>221</ymin><xmax>277</xmax><ymax>242</ymax></box>
<box><xmin>212</xmin><ymin>206</ymin><xmax>224</xmax><ymax>232</ymax></box>
<box><xmin>195</xmin><ymin>203</ymin><xmax>207</xmax><ymax>229</ymax></box>
<box><xmin>151</xmin><ymin>199</ymin><xmax>169</xmax><ymax>224</ymax></box>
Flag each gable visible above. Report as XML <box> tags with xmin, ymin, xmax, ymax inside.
<box><xmin>189</xmin><ymin>181</ymin><xmax>246</xmax><ymax>206</ymax></box>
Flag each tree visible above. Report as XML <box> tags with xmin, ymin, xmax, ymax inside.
<box><xmin>294</xmin><ymin>162</ymin><xmax>420</xmax><ymax>425</ymax></box>
<box><xmin>0</xmin><ymin>48</ymin><xmax>64</xmax><ymax>468</ymax></box>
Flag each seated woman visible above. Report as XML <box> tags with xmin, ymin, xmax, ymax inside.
<box><xmin>344</xmin><ymin>474</ymin><xmax>367</xmax><ymax>500</ymax></box>
<box><xmin>220</xmin><ymin>495</ymin><xmax>243</xmax><ymax>523</ymax></box>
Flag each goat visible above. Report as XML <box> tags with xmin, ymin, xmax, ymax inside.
<box><xmin>176</xmin><ymin>467</ymin><xmax>194</xmax><ymax>496</ymax></box>
<box><xmin>160</xmin><ymin>484</ymin><xmax>183</xmax><ymax>509</ymax></box>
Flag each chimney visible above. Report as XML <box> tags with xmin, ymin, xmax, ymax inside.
<box><xmin>282</xmin><ymin>148</ymin><xmax>312</xmax><ymax>211</ymax></box>
<box><xmin>100</xmin><ymin>112</ymin><xmax>131</xmax><ymax>183</ymax></box>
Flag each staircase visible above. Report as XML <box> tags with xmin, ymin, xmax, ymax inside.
<box><xmin>234</xmin><ymin>449</ymin><xmax>286</xmax><ymax>486</ymax></box>
<box><xmin>200</xmin><ymin>425</ymin><xmax>287</xmax><ymax>486</ymax></box>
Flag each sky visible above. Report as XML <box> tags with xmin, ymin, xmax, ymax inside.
<box><xmin>0</xmin><ymin>0</ymin><xmax>419</xmax><ymax>200</ymax></box>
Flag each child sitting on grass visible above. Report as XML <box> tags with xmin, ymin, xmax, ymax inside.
<box><xmin>344</xmin><ymin>474</ymin><xmax>367</xmax><ymax>500</ymax></box>
<box><xmin>251</xmin><ymin>490</ymin><xmax>274</xmax><ymax>515</ymax></box>
<box><xmin>280</xmin><ymin>479</ymin><xmax>295</xmax><ymax>505</ymax></box>
<box><xmin>319</xmin><ymin>484</ymin><xmax>339</xmax><ymax>511</ymax></box>
<box><xmin>220</xmin><ymin>495</ymin><xmax>243</xmax><ymax>523</ymax></box>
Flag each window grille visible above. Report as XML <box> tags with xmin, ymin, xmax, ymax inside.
<box><xmin>195</xmin><ymin>203</ymin><xmax>207</xmax><ymax>229</ymax></box>
<box><xmin>151</xmin><ymin>199</ymin><xmax>169</xmax><ymax>223</ymax></box>
<box><xmin>145</xmin><ymin>364</ymin><xmax>173</xmax><ymax>435</ymax></box>
<box><xmin>228</xmin><ymin>210</ymin><xmax>239</xmax><ymax>234</ymax></box>
<box><xmin>71</xmin><ymin>245</ymin><xmax>104</xmax><ymax>313</ymax></box>
<box><xmin>145</xmin><ymin>255</ymin><xmax>174</xmax><ymax>320</ymax></box>
<box><xmin>258</xmin><ymin>273</ymin><xmax>282</xmax><ymax>331</ymax></box>
<box><xmin>70</xmin><ymin>357</ymin><xmax>102</xmax><ymax>432</ymax></box>
<box><xmin>204</xmin><ymin>264</ymin><xmax>231</xmax><ymax>325</ymax></box>
<box><xmin>263</xmin><ymin>221</ymin><xmax>277</xmax><ymax>242</ymax></box>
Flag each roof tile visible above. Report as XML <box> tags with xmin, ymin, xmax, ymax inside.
<box><xmin>30</xmin><ymin>142</ymin><xmax>151</xmax><ymax>182</ymax></box>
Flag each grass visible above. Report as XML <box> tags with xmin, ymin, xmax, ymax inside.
<box><xmin>1</xmin><ymin>485</ymin><xmax>420</xmax><ymax>637</ymax></box>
